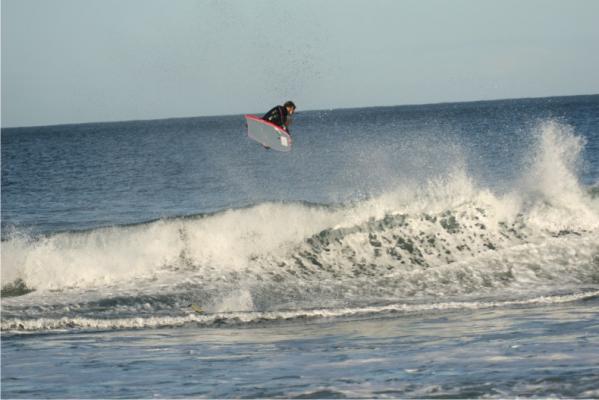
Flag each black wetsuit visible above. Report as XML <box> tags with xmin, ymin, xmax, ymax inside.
<box><xmin>262</xmin><ymin>106</ymin><xmax>291</xmax><ymax>132</ymax></box>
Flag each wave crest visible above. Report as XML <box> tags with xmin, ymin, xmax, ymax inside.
<box><xmin>1</xmin><ymin>120</ymin><xmax>598</xmax><ymax>303</ymax></box>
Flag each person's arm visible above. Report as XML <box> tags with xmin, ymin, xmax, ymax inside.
<box><xmin>262</xmin><ymin>107</ymin><xmax>279</xmax><ymax>123</ymax></box>
<box><xmin>277</xmin><ymin>107</ymin><xmax>286</xmax><ymax>126</ymax></box>
<box><xmin>263</xmin><ymin>106</ymin><xmax>290</xmax><ymax>131</ymax></box>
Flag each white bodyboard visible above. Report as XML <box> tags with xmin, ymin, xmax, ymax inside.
<box><xmin>245</xmin><ymin>115</ymin><xmax>292</xmax><ymax>152</ymax></box>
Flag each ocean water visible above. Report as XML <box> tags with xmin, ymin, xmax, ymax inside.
<box><xmin>1</xmin><ymin>95</ymin><xmax>599</xmax><ymax>398</ymax></box>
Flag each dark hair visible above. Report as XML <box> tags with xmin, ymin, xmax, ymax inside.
<box><xmin>284</xmin><ymin>101</ymin><xmax>296</xmax><ymax>109</ymax></box>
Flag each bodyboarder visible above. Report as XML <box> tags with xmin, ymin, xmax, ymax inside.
<box><xmin>262</xmin><ymin>101</ymin><xmax>296</xmax><ymax>133</ymax></box>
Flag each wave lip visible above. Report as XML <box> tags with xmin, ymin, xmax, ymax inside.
<box><xmin>3</xmin><ymin>290</ymin><xmax>598</xmax><ymax>333</ymax></box>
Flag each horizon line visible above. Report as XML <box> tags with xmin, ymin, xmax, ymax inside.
<box><xmin>2</xmin><ymin>92</ymin><xmax>598</xmax><ymax>130</ymax></box>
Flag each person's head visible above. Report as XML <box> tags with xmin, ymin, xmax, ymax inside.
<box><xmin>284</xmin><ymin>101</ymin><xmax>296</xmax><ymax>115</ymax></box>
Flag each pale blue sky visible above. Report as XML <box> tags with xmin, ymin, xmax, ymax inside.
<box><xmin>2</xmin><ymin>0</ymin><xmax>599</xmax><ymax>127</ymax></box>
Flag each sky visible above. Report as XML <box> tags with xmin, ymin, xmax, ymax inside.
<box><xmin>2</xmin><ymin>0</ymin><xmax>599</xmax><ymax>127</ymax></box>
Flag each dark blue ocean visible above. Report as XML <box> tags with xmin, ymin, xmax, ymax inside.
<box><xmin>2</xmin><ymin>95</ymin><xmax>599</xmax><ymax>398</ymax></box>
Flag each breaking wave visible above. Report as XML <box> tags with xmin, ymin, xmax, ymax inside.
<box><xmin>2</xmin><ymin>120</ymin><xmax>599</xmax><ymax>332</ymax></box>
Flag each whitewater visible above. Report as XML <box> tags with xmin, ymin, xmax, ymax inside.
<box><xmin>2</xmin><ymin>95</ymin><xmax>599</xmax><ymax>398</ymax></box>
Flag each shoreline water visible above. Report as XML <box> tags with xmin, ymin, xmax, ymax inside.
<box><xmin>3</xmin><ymin>296</ymin><xmax>598</xmax><ymax>398</ymax></box>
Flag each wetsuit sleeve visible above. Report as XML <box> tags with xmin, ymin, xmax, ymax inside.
<box><xmin>262</xmin><ymin>107</ymin><xmax>279</xmax><ymax>124</ymax></box>
<box><xmin>262</xmin><ymin>106</ymin><xmax>284</xmax><ymax>127</ymax></box>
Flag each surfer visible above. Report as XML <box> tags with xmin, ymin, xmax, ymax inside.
<box><xmin>262</xmin><ymin>101</ymin><xmax>296</xmax><ymax>133</ymax></box>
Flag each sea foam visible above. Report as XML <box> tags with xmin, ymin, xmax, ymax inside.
<box><xmin>1</xmin><ymin>120</ymin><xmax>597</xmax><ymax>305</ymax></box>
